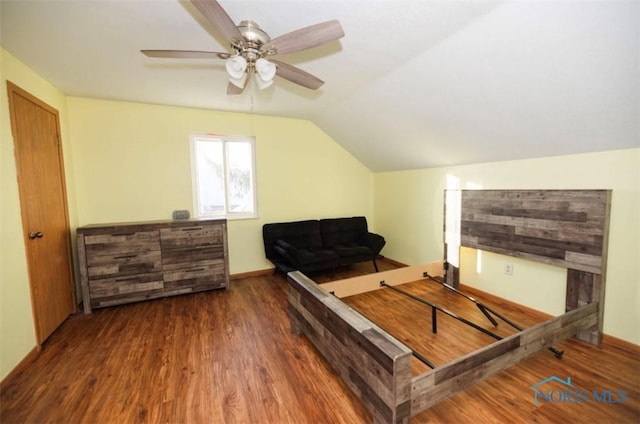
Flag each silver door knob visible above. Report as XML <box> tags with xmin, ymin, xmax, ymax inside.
<box><xmin>28</xmin><ymin>232</ymin><xmax>43</xmax><ymax>239</ymax></box>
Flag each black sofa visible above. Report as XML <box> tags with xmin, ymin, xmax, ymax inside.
<box><xmin>262</xmin><ymin>217</ymin><xmax>386</xmax><ymax>274</ymax></box>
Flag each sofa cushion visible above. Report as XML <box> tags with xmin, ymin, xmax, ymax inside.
<box><xmin>292</xmin><ymin>248</ymin><xmax>340</xmax><ymax>266</ymax></box>
<box><xmin>319</xmin><ymin>217</ymin><xmax>368</xmax><ymax>248</ymax></box>
<box><xmin>333</xmin><ymin>243</ymin><xmax>373</xmax><ymax>258</ymax></box>
<box><xmin>275</xmin><ymin>239</ymin><xmax>339</xmax><ymax>266</ymax></box>
<box><xmin>275</xmin><ymin>239</ymin><xmax>293</xmax><ymax>251</ymax></box>
<box><xmin>263</xmin><ymin>220</ymin><xmax>323</xmax><ymax>260</ymax></box>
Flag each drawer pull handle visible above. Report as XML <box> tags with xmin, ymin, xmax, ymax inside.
<box><xmin>116</xmin><ymin>233</ymin><xmax>135</xmax><ymax>236</ymax></box>
<box><xmin>182</xmin><ymin>227</ymin><xmax>202</xmax><ymax>232</ymax></box>
<box><xmin>114</xmin><ymin>254</ymin><xmax>137</xmax><ymax>260</ymax></box>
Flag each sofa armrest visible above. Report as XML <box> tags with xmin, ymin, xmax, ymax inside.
<box><xmin>366</xmin><ymin>232</ymin><xmax>386</xmax><ymax>256</ymax></box>
<box><xmin>273</xmin><ymin>245</ymin><xmax>295</xmax><ymax>264</ymax></box>
<box><xmin>275</xmin><ymin>239</ymin><xmax>301</xmax><ymax>264</ymax></box>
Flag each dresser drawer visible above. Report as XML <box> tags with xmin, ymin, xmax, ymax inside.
<box><xmin>160</xmin><ymin>225</ymin><xmax>223</xmax><ymax>249</ymax></box>
<box><xmin>85</xmin><ymin>230</ymin><xmax>160</xmax><ymax>255</ymax></box>
<box><xmin>163</xmin><ymin>260</ymin><xmax>227</xmax><ymax>292</ymax></box>
<box><xmin>87</xmin><ymin>250</ymin><xmax>162</xmax><ymax>279</ymax></box>
<box><xmin>89</xmin><ymin>272</ymin><xmax>164</xmax><ymax>306</ymax></box>
<box><xmin>161</xmin><ymin>246</ymin><xmax>224</xmax><ymax>271</ymax></box>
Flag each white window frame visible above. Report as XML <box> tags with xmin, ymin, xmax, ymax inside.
<box><xmin>190</xmin><ymin>133</ymin><xmax>258</xmax><ymax>220</ymax></box>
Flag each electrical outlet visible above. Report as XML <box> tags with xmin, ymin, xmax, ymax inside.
<box><xmin>504</xmin><ymin>263</ymin><xmax>514</xmax><ymax>276</ymax></box>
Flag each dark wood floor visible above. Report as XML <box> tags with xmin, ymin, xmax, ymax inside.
<box><xmin>1</xmin><ymin>261</ymin><xmax>638</xmax><ymax>423</ymax></box>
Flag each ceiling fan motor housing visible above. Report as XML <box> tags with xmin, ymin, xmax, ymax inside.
<box><xmin>234</xmin><ymin>20</ymin><xmax>273</xmax><ymax>62</ymax></box>
<box><xmin>237</xmin><ymin>21</ymin><xmax>270</xmax><ymax>44</ymax></box>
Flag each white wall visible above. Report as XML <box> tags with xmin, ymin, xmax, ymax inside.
<box><xmin>374</xmin><ymin>148</ymin><xmax>640</xmax><ymax>344</ymax></box>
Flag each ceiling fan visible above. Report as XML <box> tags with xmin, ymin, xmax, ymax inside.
<box><xmin>141</xmin><ymin>0</ymin><xmax>345</xmax><ymax>95</ymax></box>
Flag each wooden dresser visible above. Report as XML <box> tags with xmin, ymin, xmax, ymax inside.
<box><xmin>77</xmin><ymin>218</ymin><xmax>229</xmax><ymax>313</ymax></box>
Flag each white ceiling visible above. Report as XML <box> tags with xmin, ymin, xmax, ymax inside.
<box><xmin>1</xmin><ymin>0</ymin><xmax>638</xmax><ymax>171</ymax></box>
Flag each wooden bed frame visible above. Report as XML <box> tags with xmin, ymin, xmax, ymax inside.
<box><xmin>287</xmin><ymin>190</ymin><xmax>611</xmax><ymax>423</ymax></box>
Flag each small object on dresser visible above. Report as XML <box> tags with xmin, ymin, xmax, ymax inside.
<box><xmin>172</xmin><ymin>209</ymin><xmax>190</xmax><ymax>220</ymax></box>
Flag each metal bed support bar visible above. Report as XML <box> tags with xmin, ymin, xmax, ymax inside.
<box><xmin>423</xmin><ymin>271</ymin><xmax>565</xmax><ymax>359</ymax></box>
<box><xmin>380</xmin><ymin>281</ymin><xmax>503</xmax><ymax>342</ymax></box>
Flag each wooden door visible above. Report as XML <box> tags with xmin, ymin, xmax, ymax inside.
<box><xmin>7</xmin><ymin>82</ymin><xmax>76</xmax><ymax>345</ymax></box>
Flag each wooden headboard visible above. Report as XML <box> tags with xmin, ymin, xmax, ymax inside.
<box><xmin>448</xmin><ymin>189</ymin><xmax>611</xmax><ymax>345</ymax></box>
<box><xmin>459</xmin><ymin>190</ymin><xmax>611</xmax><ymax>274</ymax></box>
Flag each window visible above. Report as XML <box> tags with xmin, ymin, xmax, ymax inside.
<box><xmin>191</xmin><ymin>134</ymin><xmax>257</xmax><ymax>219</ymax></box>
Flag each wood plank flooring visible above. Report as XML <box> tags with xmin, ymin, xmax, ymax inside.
<box><xmin>1</xmin><ymin>260</ymin><xmax>638</xmax><ymax>423</ymax></box>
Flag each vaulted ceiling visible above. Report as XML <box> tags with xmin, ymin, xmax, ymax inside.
<box><xmin>1</xmin><ymin>0</ymin><xmax>638</xmax><ymax>171</ymax></box>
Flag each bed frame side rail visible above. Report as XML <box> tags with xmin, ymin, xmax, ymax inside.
<box><xmin>287</xmin><ymin>271</ymin><xmax>413</xmax><ymax>424</ymax></box>
<box><xmin>410</xmin><ymin>301</ymin><xmax>599</xmax><ymax>415</ymax></box>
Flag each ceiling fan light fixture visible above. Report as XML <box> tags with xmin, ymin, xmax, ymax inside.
<box><xmin>226</xmin><ymin>55</ymin><xmax>247</xmax><ymax>79</ymax></box>
<box><xmin>255</xmin><ymin>76</ymin><xmax>274</xmax><ymax>90</ymax></box>
<box><xmin>255</xmin><ymin>58</ymin><xmax>276</xmax><ymax>87</ymax></box>
<box><xmin>228</xmin><ymin>73</ymin><xmax>247</xmax><ymax>89</ymax></box>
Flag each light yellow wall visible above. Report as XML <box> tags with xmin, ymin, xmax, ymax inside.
<box><xmin>67</xmin><ymin>97</ymin><xmax>374</xmax><ymax>274</ymax></box>
<box><xmin>374</xmin><ymin>148</ymin><xmax>640</xmax><ymax>344</ymax></box>
<box><xmin>0</xmin><ymin>48</ymin><xmax>78</xmax><ymax>380</ymax></box>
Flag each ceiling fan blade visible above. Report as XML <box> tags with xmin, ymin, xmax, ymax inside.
<box><xmin>141</xmin><ymin>50</ymin><xmax>229</xmax><ymax>59</ymax></box>
<box><xmin>191</xmin><ymin>0</ymin><xmax>243</xmax><ymax>46</ymax></box>
<box><xmin>263</xmin><ymin>20</ymin><xmax>344</xmax><ymax>55</ymax></box>
<box><xmin>227</xmin><ymin>82</ymin><xmax>243</xmax><ymax>95</ymax></box>
<box><xmin>271</xmin><ymin>60</ymin><xmax>324</xmax><ymax>90</ymax></box>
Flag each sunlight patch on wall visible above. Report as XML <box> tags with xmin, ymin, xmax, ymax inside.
<box><xmin>464</xmin><ymin>182</ymin><xmax>483</xmax><ymax>273</ymax></box>
<box><xmin>445</xmin><ymin>177</ymin><xmax>483</xmax><ymax>270</ymax></box>
<box><xmin>445</xmin><ymin>174</ymin><xmax>461</xmax><ymax>267</ymax></box>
